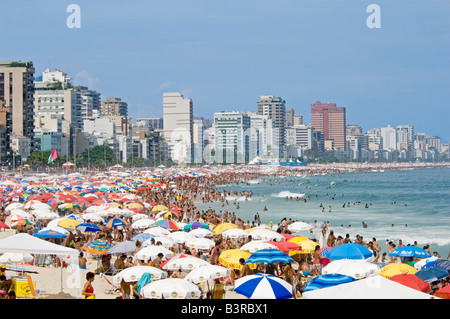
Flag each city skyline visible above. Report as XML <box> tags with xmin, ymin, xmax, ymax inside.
<box><xmin>1</xmin><ymin>0</ymin><xmax>449</xmax><ymax>143</ymax></box>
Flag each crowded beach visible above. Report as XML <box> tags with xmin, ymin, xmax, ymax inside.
<box><xmin>0</xmin><ymin>162</ymin><xmax>449</xmax><ymax>299</ymax></box>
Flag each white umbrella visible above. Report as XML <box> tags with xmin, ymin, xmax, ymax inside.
<box><xmin>322</xmin><ymin>259</ymin><xmax>380</xmax><ymax>279</ymax></box>
<box><xmin>413</xmin><ymin>256</ymin><xmax>440</xmax><ymax>270</ymax></box>
<box><xmin>120</xmin><ymin>208</ymin><xmax>136</xmax><ymax>217</ymax></box>
<box><xmin>112</xmin><ymin>265</ymin><xmax>167</xmax><ymax>284</ymax></box>
<box><xmin>240</xmin><ymin>240</ymin><xmax>278</xmax><ymax>253</ymax></box>
<box><xmin>249</xmin><ymin>229</ymin><xmax>285</xmax><ymax>241</ymax></box>
<box><xmin>131</xmin><ymin>218</ymin><xmax>154</xmax><ymax>230</ymax></box>
<box><xmin>81</xmin><ymin>213</ymin><xmax>105</xmax><ymax>223</ymax></box>
<box><xmin>288</xmin><ymin>221</ymin><xmax>313</xmax><ymax>233</ymax></box>
<box><xmin>135</xmin><ymin>246</ymin><xmax>174</xmax><ymax>262</ymax></box>
<box><xmin>222</xmin><ymin>228</ymin><xmax>250</xmax><ymax>239</ymax></box>
<box><xmin>162</xmin><ymin>256</ymin><xmax>210</xmax><ymax>271</ymax></box>
<box><xmin>184</xmin><ymin>265</ymin><xmax>231</xmax><ymax>284</ymax></box>
<box><xmin>168</xmin><ymin>231</ymin><xmax>194</xmax><ymax>244</ymax></box>
<box><xmin>34</xmin><ymin>211</ymin><xmax>59</xmax><ymax>221</ymax></box>
<box><xmin>185</xmin><ymin>238</ymin><xmax>215</xmax><ymax>251</ymax></box>
<box><xmin>189</xmin><ymin>228</ymin><xmax>213</xmax><ymax>238</ymax></box>
<box><xmin>144</xmin><ymin>226</ymin><xmax>170</xmax><ymax>237</ymax></box>
<box><xmin>6</xmin><ymin>209</ymin><xmax>33</xmax><ymax>220</ymax></box>
<box><xmin>5</xmin><ymin>203</ymin><xmax>24</xmax><ymax>212</ymax></box>
<box><xmin>234</xmin><ymin>274</ymin><xmax>293</xmax><ymax>299</ymax></box>
<box><xmin>141</xmin><ymin>278</ymin><xmax>201</xmax><ymax>299</ymax></box>
<box><xmin>132</xmin><ymin>213</ymin><xmax>150</xmax><ymax>222</ymax></box>
<box><xmin>0</xmin><ymin>252</ymin><xmax>34</xmax><ymax>264</ymax></box>
<box><xmin>143</xmin><ymin>237</ymin><xmax>174</xmax><ymax>249</ymax></box>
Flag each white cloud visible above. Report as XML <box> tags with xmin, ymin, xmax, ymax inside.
<box><xmin>73</xmin><ymin>70</ymin><xmax>99</xmax><ymax>89</ymax></box>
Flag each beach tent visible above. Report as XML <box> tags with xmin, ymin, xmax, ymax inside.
<box><xmin>301</xmin><ymin>275</ymin><xmax>435</xmax><ymax>299</ymax></box>
<box><xmin>0</xmin><ymin>233</ymin><xmax>79</xmax><ymax>293</ymax></box>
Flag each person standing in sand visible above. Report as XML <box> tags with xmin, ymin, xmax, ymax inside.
<box><xmin>82</xmin><ymin>272</ymin><xmax>95</xmax><ymax>299</ymax></box>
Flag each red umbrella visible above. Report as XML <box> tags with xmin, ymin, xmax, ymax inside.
<box><xmin>265</xmin><ymin>241</ymin><xmax>301</xmax><ymax>254</ymax></box>
<box><xmin>280</xmin><ymin>233</ymin><xmax>295</xmax><ymax>241</ymax></box>
<box><xmin>389</xmin><ymin>274</ymin><xmax>431</xmax><ymax>293</ymax></box>
<box><xmin>435</xmin><ymin>284</ymin><xmax>450</xmax><ymax>299</ymax></box>
<box><xmin>0</xmin><ymin>220</ymin><xmax>10</xmax><ymax>229</ymax></box>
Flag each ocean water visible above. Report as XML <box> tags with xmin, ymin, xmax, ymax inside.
<box><xmin>196</xmin><ymin>167</ymin><xmax>450</xmax><ymax>257</ymax></box>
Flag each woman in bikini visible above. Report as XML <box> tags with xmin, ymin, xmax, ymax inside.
<box><xmin>82</xmin><ymin>272</ymin><xmax>95</xmax><ymax>299</ymax></box>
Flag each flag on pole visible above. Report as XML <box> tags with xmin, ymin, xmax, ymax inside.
<box><xmin>48</xmin><ymin>149</ymin><xmax>58</xmax><ymax>164</ymax></box>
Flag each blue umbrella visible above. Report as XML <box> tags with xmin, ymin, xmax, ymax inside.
<box><xmin>35</xmin><ymin>229</ymin><xmax>67</xmax><ymax>239</ymax></box>
<box><xmin>132</xmin><ymin>233</ymin><xmax>155</xmax><ymax>242</ymax></box>
<box><xmin>415</xmin><ymin>267</ymin><xmax>449</xmax><ymax>283</ymax></box>
<box><xmin>435</xmin><ymin>259</ymin><xmax>450</xmax><ymax>272</ymax></box>
<box><xmin>183</xmin><ymin>222</ymin><xmax>210</xmax><ymax>231</ymax></box>
<box><xmin>245</xmin><ymin>249</ymin><xmax>295</xmax><ymax>264</ymax></box>
<box><xmin>303</xmin><ymin>274</ymin><xmax>356</xmax><ymax>292</ymax></box>
<box><xmin>76</xmin><ymin>223</ymin><xmax>102</xmax><ymax>233</ymax></box>
<box><xmin>234</xmin><ymin>273</ymin><xmax>293</xmax><ymax>299</ymax></box>
<box><xmin>326</xmin><ymin>243</ymin><xmax>373</xmax><ymax>260</ymax></box>
<box><xmin>389</xmin><ymin>246</ymin><xmax>431</xmax><ymax>258</ymax></box>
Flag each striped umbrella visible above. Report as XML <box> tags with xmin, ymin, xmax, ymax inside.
<box><xmin>245</xmin><ymin>249</ymin><xmax>295</xmax><ymax>265</ymax></box>
<box><xmin>82</xmin><ymin>239</ymin><xmax>112</xmax><ymax>255</ymax></box>
<box><xmin>104</xmin><ymin>217</ymin><xmax>127</xmax><ymax>228</ymax></box>
<box><xmin>234</xmin><ymin>274</ymin><xmax>293</xmax><ymax>299</ymax></box>
<box><xmin>153</xmin><ymin>219</ymin><xmax>179</xmax><ymax>230</ymax></box>
<box><xmin>76</xmin><ymin>223</ymin><xmax>102</xmax><ymax>233</ymax></box>
<box><xmin>303</xmin><ymin>274</ymin><xmax>356</xmax><ymax>292</ymax></box>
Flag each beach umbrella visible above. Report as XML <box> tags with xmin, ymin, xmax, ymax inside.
<box><xmin>184</xmin><ymin>265</ymin><xmax>231</xmax><ymax>284</ymax></box>
<box><xmin>0</xmin><ymin>221</ymin><xmax>10</xmax><ymax>229</ymax></box>
<box><xmin>435</xmin><ymin>285</ymin><xmax>450</xmax><ymax>299</ymax></box>
<box><xmin>141</xmin><ymin>278</ymin><xmax>201</xmax><ymax>299</ymax></box>
<box><xmin>414</xmin><ymin>267</ymin><xmax>449</xmax><ymax>284</ymax></box>
<box><xmin>287</xmin><ymin>221</ymin><xmax>312</xmax><ymax>233</ymax></box>
<box><xmin>160</xmin><ymin>253</ymin><xmax>197</xmax><ymax>269</ymax></box>
<box><xmin>135</xmin><ymin>246</ymin><xmax>174</xmax><ymax>262</ymax></box>
<box><xmin>152</xmin><ymin>219</ymin><xmax>179</xmax><ymax>230</ymax></box>
<box><xmin>108</xmin><ymin>240</ymin><xmax>137</xmax><ymax>255</ymax></box>
<box><xmin>143</xmin><ymin>236</ymin><xmax>174</xmax><ymax>249</ymax></box>
<box><xmin>389</xmin><ymin>274</ymin><xmax>431</xmax><ymax>293</ymax></box>
<box><xmin>303</xmin><ymin>274</ymin><xmax>357</xmax><ymax>292</ymax></box>
<box><xmin>144</xmin><ymin>226</ymin><xmax>171</xmax><ymax>237</ymax></box>
<box><xmin>218</xmin><ymin>249</ymin><xmax>252</xmax><ymax>270</ymax></box>
<box><xmin>168</xmin><ymin>231</ymin><xmax>194</xmax><ymax>244</ymax></box>
<box><xmin>234</xmin><ymin>273</ymin><xmax>293</xmax><ymax>299</ymax></box>
<box><xmin>131</xmin><ymin>218</ymin><xmax>154</xmax><ymax>230</ymax></box>
<box><xmin>414</xmin><ymin>256</ymin><xmax>440</xmax><ymax>270</ymax></box>
<box><xmin>247</xmin><ymin>229</ymin><xmax>285</xmax><ymax>241</ymax></box>
<box><xmin>131</xmin><ymin>213</ymin><xmax>149</xmax><ymax>221</ymax></box>
<box><xmin>389</xmin><ymin>246</ymin><xmax>431</xmax><ymax>258</ymax></box>
<box><xmin>162</xmin><ymin>256</ymin><xmax>210</xmax><ymax>271</ymax></box>
<box><xmin>185</xmin><ymin>238</ymin><xmax>215</xmax><ymax>251</ymax></box>
<box><xmin>81</xmin><ymin>213</ymin><xmax>104</xmax><ymax>223</ymax></box>
<box><xmin>378</xmin><ymin>263</ymin><xmax>418</xmax><ymax>279</ymax></box>
<box><xmin>245</xmin><ymin>249</ymin><xmax>294</xmax><ymax>265</ymax></box>
<box><xmin>57</xmin><ymin>218</ymin><xmax>81</xmax><ymax>231</ymax></box>
<box><xmin>326</xmin><ymin>243</ymin><xmax>373</xmax><ymax>260</ymax></box>
<box><xmin>5</xmin><ymin>203</ymin><xmax>24</xmax><ymax>212</ymax></box>
<box><xmin>434</xmin><ymin>259</ymin><xmax>450</xmax><ymax>272</ymax></box>
<box><xmin>213</xmin><ymin>222</ymin><xmax>238</xmax><ymax>235</ymax></box>
<box><xmin>151</xmin><ymin>205</ymin><xmax>169</xmax><ymax>213</ymax></box>
<box><xmin>221</xmin><ymin>228</ymin><xmax>250</xmax><ymax>239</ymax></box>
<box><xmin>82</xmin><ymin>239</ymin><xmax>112</xmax><ymax>255</ymax></box>
<box><xmin>183</xmin><ymin>221</ymin><xmax>210</xmax><ymax>231</ymax></box>
<box><xmin>240</xmin><ymin>240</ymin><xmax>278</xmax><ymax>253</ymax></box>
<box><xmin>35</xmin><ymin>229</ymin><xmax>67</xmax><ymax>239</ymax></box>
<box><xmin>295</xmin><ymin>239</ymin><xmax>320</xmax><ymax>254</ymax></box>
<box><xmin>322</xmin><ymin>259</ymin><xmax>380</xmax><ymax>279</ymax></box>
<box><xmin>34</xmin><ymin>211</ymin><xmax>59</xmax><ymax>221</ymax></box>
<box><xmin>112</xmin><ymin>265</ymin><xmax>167</xmax><ymax>284</ymax></box>
<box><xmin>131</xmin><ymin>233</ymin><xmax>155</xmax><ymax>243</ymax></box>
<box><xmin>0</xmin><ymin>252</ymin><xmax>34</xmax><ymax>264</ymax></box>
<box><xmin>264</xmin><ymin>241</ymin><xmax>302</xmax><ymax>255</ymax></box>
<box><xmin>76</xmin><ymin>223</ymin><xmax>102</xmax><ymax>233</ymax></box>
<box><xmin>188</xmin><ymin>228</ymin><xmax>213</xmax><ymax>238</ymax></box>
<box><xmin>288</xmin><ymin>236</ymin><xmax>308</xmax><ymax>244</ymax></box>
<box><xmin>104</xmin><ymin>217</ymin><xmax>127</xmax><ymax>228</ymax></box>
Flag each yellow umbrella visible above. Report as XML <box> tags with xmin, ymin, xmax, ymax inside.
<box><xmin>218</xmin><ymin>249</ymin><xmax>256</xmax><ymax>270</ymax></box>
<box><xmin>245</xmin><ymin>227</ymin><xmax>268</xmax><ymax>233</ymax></box>
<box><xmin>378</xmin><ymin>263</ymin><xmax>418</xmax><ymax>278</ymax></box>
<box><xmin>213</xmin><ymin>222</ymin><xmax>238</xmax><ymax>235</ymax></box>
<box><xmin>152</xmin><ymin>205</ymin><xmax>169</xmax><ymax>213</ymax></box>
<box><xmin>295</xmin><ymin>239</ymin><xmax>320</xmax><ymax>254</ymax></box>
<box><xmin>288</xmin><ymin>236</ymin><xmax>308</xmax><ymax>244</ymax></box>
<box><xmin>57</xmin><ymin>218</ymin><xmax>81</xmax><ymax>231</ymax></box>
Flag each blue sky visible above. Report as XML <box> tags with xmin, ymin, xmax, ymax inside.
<box><xmin>1</xmin><ymin>0</ymin><xmax>449</xmax><ymax>142</ymax></box>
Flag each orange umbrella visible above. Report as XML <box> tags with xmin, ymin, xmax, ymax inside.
<box><xmin>435</xmin><ymin>284</ymin><xmax>450</xmax><ymax>299</ymax></box>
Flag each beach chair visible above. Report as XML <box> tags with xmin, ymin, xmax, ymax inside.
<box><xmin>99</xmin><ymin>273</ymin><xmax>121</xmax><ymax>295</ymax></box>
<box><xmin>26</xmin><ymin>275</ymin><xmax>48</xmax><ymax>299</ymax></box>
<box><xmin>35</xmin><ymin>254</ymin><xmax>49</xmax><ymax>267</ymax></box>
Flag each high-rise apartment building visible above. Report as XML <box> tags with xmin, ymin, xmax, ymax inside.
<box><xmin>101</xmin><ymin>97</ymin><xmax>128</xmax><ymax>117</ymax></box>
<box><xmin>163</xmin><ymin>92</ymin><xmax>193</xmax><ymax>163</ymax></box>
<box><xmin>311</xmin><ymin>101</ymin><xmax>346</xmax><ymax>151</ymax></box>
<box><xmin>257</xmin><ymin>95</ymin><xmax>286</xmax><ymax>150</ymax></box>
<box><xmin>0</xmin><ymin>61</ymin><xmax>36</xmax><ymax>158</ymax></box>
